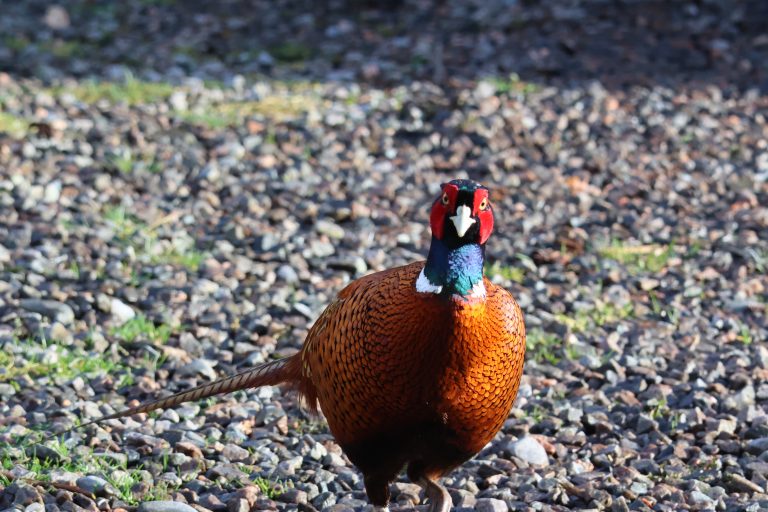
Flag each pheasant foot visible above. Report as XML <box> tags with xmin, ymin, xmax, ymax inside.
<box><xmin>417</xmin><ymin>477</ymin><xmax>452</xmax><ymax>512</ymax></box>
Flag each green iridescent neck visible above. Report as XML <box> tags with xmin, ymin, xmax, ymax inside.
<box><xmin>422</xmin><ymin>237</ymin><xmax>485</xmax><ymax>297</ymax></box>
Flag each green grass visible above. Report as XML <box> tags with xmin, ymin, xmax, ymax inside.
<box><xmin>177</xmin><ymin>93</ymin><xmax>319</xmax><ymax>127</ymax></box>
<box><xmin>598</xmin><ymin>240</ymin><xmax>675</xmax><ymax>274</ymax></box>
<box><xmin>485</xmin><ymin>261</ymin><xmax>525</xmax><ymax>283</ymax></box>
<box><xmin>525</xmin><ymin>403</ymin><xmax>547</xmax><ymax>423</ymax></box>
<box><xmin>752</xmin><ymin>249</ymin><xmax>767</xmax><ymax>274</ymax></box>
<box><xmin>736</xmin><ymin>323</ymin><xmax>753</xmax><ymax>345</ymax></box>
<box><xmin>110</xmin><ymin>315</ymin><xmax>172</xmax><ymax>345</ymax></box>
<box><xmin>0</xmin><ymin>111</ymin><xmax>28</xmax><ymax>137</ymax></box>
<box><xmin>648</xmin><ymin>291</ymin><xmax>681</xmax><ymax>325</ymax></box>
<box><xmin>525</xmin><ymin>328</ymin><xmax>562</xmax><ymax>365</ymax></box>
<box><xmin>0</xmin><ymin>440</ymin><xmax>179</xmax><ymax>505</ymax></box>
<box><xmin>3</xmin><ymin>35</ymin><xmax>29</xmax><ymax>51</ymax></box>
<box><xmin>108</xmin><ymin>151</ymin><xmax>136</xmax><ymax>173</ymax></box>
<box><xmin>270</xmin><ymin>42</ymin><xmax>311</xmax><ymax>63</ymax></box>
<box><xmin>152</xmin><ymin>247</ymin><xmax>205</xmax><ymax>271</ymax></box>
<box><xmin>253</xmin><ymin>476</ymin><xmax>291</xmax><ymax>499</ymax></box>
<box><xmin>103</xmin><ymin>206</ymin><xmax>204</xmax><ymax>271</ymax></box>
<box><xmin>0</xmin><ymin>337</ymin><xmax>131</xmax><ymax>385</ymax></box>
<box><xmin>648</xmin><ymin>396</ymin><xmax>668</xmax><ymax>420</ymax></box>
<box><xmin>52</xmin><ymin>75</ymin><xmax>174</xmax><ymax>105</ymax></box>
<box><xmin>104</xmin><ymin>205</ymin><xmax>143</xmax><ymax>240</ymax></box>
<box><xmin>556</xmin><ymin>300</ymin><xmax>635</xmax><ymax>334</ymax></box>
<box><xmin>41</xmin><ymin>40</ymin><xmax>84</xmax><ymax>59</ymax></box>
<box><xmin>484</xmin><ymin>73</ymin><xmax>540</xmax><ymax>95</ymax></box>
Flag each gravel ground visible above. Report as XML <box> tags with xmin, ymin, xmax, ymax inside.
<box><xmin>1</xmin><ymin>1</ymin><xmax>767</xmax><ymax>511</ymax></box>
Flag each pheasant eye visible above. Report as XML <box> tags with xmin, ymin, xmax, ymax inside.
<box><xmin>441</xmin><ymin>193</ymin><xmax>450</xmax><ymax>205</ymax></box>
<box><xmin>479</xmin><ymin>198</ymin><xmax>489</xmax><ymax>210</ymax></box>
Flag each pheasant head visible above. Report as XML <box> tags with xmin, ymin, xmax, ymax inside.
<box><xmin>417</xmin><ymin>179</ymin><xmax>494</xmax><ymax>300</ymax></box>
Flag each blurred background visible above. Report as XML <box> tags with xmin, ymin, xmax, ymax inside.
<box><xmin>0</xmin><ymin>1</ymin><xmax>767</xmax><ymax>511</ymax></box>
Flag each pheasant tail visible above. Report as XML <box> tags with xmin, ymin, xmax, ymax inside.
<box><xmin>62</xmin><ymin>357</ymin><xmax>300</xmax><ymax>434</ymax></box>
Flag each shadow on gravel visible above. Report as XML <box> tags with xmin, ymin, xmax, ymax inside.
<box><xmin>1</xmin><ymin>0</ymin><xmax>767</xmax><ymax>92</ymax></box>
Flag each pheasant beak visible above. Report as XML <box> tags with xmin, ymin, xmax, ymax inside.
<box><xmin>450</xmin><ymin>205</ymin><xmax>476</xmax><ymax>238</ymax></box>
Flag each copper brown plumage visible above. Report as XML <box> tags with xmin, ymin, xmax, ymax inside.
<box><xmin>74</xmin><ymin>179</ymin><xmax>526</xmax><ymax>512</ymax></box>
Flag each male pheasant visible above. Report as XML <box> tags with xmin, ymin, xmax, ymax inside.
<box><xmin>78</xmin><ymin>179</ymin><xmax>526</xmax><ymax>511</ymax></box>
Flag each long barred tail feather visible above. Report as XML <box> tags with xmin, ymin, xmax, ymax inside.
<box><xmin>53</xmin><ymin>357</ymin><xmax>298</xmax><ymax>437</ymax></box>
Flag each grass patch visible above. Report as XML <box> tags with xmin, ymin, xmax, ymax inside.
<box><xmin>598</xmin><ymin>241</ymin><xmax>674</xmax><ymax>274</ymax></box>
<box><xmin>253</xmin><ymin>476</ymin><xmax>291</xmax><ymax>499</ymax></box>
<box><xmin>736</xmin><ymin>323</ymin><xmax>753</xmax><ymax>345</ymax></box>
<box><xmin>108</xmin><ymin>151</ymin><xmax>136</xmax><ymax>173</ymax></box>
<box><xmin>484</xmin><ymin>73</ymin><xmax>540</xmax><ymax>95</ymax></box>
<box><xmin>751</xmin><ymin>248</ymin><xmax>767</xmax><ymax>274</ymax></box>
<box><xmin>177</xmin><ymin>94</ymin><xmax>319</xmax><ymax>127</ymax></box>
<box><xmin>648</xmin><ymin>291</ymin><xmax>681</xmax><ymax>325</ymax></box>
<box><xmin>110</xmin><ymin>315</ymin><xmax>172</xmax><ymax>345</ymax></box>
<box><xmin>4</xmin><ymin>35</ymin><xmax>29</xmax><ymax>51</ymax></box>
<box><xmin>152</xmin><ymin>247</ymin><xmax>205</xmax><ymax>271</ymax></box>
<box><xmin>41</xmin><ymin>40</ymin><xmax>84</xmax><ymax>59</ymax></box>
<box><xmin>0</xmin><ymin>337</ymin><xmax>132</xmax><ymax>385</ymax></box>
<box><xmin>555</xmin><ymin>300</ymin><xmax>635</xmax><ymax>334</ymax></box>
<box><xmin>104</xmin><ymin>206</ymin><xmax>143</xmax><ymax>240</ymax></box>
<box><xmin>525</xmin><ymin>328</ymin><xmax>562</xmax><ymax>365</ymax></box>
<box><xmin>0</xmin><ymin>111</ymin><xmax>28</xmax><ymax>137</ymax></box>
<box><xmin>485</xmin><ymin>261</ymin><xmax>525</xmax><ymax>283</ymax></box>
<box><xmin>53</xmin><ymin>75</ymin><xmax>174</xmax><ymax>105</ymax></box>
<box><xmin>0</xmin><ymin>441</ymin><xmax>180</xmax><ymax>505</ymax></box>
<box><xmin>270</xmin><ymin>42</ymin><xmax>311</xmax><ymax>63</ymax></box>
<box><xmin>103</xmin><ymin>205</ymin><xmax>204</xmax><ymax>270</ymax></box>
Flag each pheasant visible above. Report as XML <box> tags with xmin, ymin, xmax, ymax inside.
<box><xmin>76</xmin><ymin>179</ymin><xmax>526</xmax><ymax>512</ymax></box>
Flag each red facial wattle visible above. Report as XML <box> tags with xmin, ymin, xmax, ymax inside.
<box><xmin>473</xmin><ymin>190</ymin><xmax>494</xmax><ymax>245</ymax></box>
<box><xmin>429</xmin><ymin>183</ymin><xmax>458</xmax><ymax>240</ymax></box>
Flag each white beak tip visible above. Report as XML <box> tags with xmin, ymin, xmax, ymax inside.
<box><xmin>450</xmin><ymin>205</ymin><xmax>476</xmax><ymax>238</ymax></box>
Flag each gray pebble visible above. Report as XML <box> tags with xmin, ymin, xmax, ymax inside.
<box><xmin>138</xmin><ymin>502</ymin><xmax>199</xmax><ymax>512</ymax></box>
<box><xmin>506</xmin><ymin>436</ymin><xmax>549</xmax><ymax>466</ymax></box>
<box><xmin>19</xmin><ymin>299</ymin><xmax>74</xmax><ymax>325</ymax></box>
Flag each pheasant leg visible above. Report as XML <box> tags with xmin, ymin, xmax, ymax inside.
<box><xmin>364</xmin><ymin>475</ymin><xmax>392</xmax><ymax>510</ymax></box>
<box><xmin>417</xmin><ymin>477</ymin><xmax>452</xmax><ymax>512</ymax></box>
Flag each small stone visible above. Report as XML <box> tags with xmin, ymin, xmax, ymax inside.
<box><xmin>507</xmin><ymin>436</ymin><xmax>549</xmax><ymax>466</ymax></box>
<box><xmin>315</xmin><ymin>219</ymin><xmax>345</xmax><ymax>239</ymax></box>
<box><xmin>45</xmin><ymin>322</ymin><xmax>72</xmax><ymax>344</ymax></box>
<box><xmin>75</xmin><ymin>475</ymin><xmax>117</xmax><ymax>497</ymax></box>
<box><xmin>226</xmin><ymin>498</ymin><xmax>249</xmax><ymax>512</ymax></box>
<box><xmin>277</xmin><ymin>489</ymin><xmax>308</xmax><ymax>505</ymax></box>
<box><xmin>25</xmin><ymin>445</ymin><xmax>63</xmax><ymax>464</ymax></box>
<box><xmin>636</xmin><ymin>414</ymin><xmax>658</xmax><ymax>434</ymax></box>
<box><xmin>25</xmin><ymin>502</ymin><xmax>45</xmax><ymax>512</ymax></box>
<box><xmin>724</xmin><ymin>385</ymin><xmax>756</xmax><ymax>410</ymax></box>
<box><xmin>137</xmin><ymin>502</ymin><xmax>199</xmax><ymax>512</ymax></box>
<box><xmin>43</xmin><ymin>180</ymin><xmax>61</xmax><ymax>203</ymax></box>
<box><xmin>221</xmin><ymin>444</ymin><xmax>249</xmax><ymax>463</ymax></box>
<box><xmin>309</xmin><ymin>442</ymin><xmax>327</xmax><ymax>460</ymax></box>
<box><xmin>322</xmin><ymin>452</ymin><xmax>347</xmax><ymax>467</ymax></box>
<box><xmin>19</xmin><ymin>299</ymin><xmax>75</xmax><ymax>325</ymax></box>
<box><xmin>276</xmin><ymin>265</ymin><xmax>299</xmax><ymax>284</ymax></box>
<box><xmin>198</xmin><ymin>494</ymin><xmax>226</xmax><ymax>511</ymax></box>
<box><xmin>43</xmin><ymin>5</ymin><xmax>70</xmax><ymax>29</ymax></box>
<box><xmin>475</xmin><ymin>498</ymin><xmax>508</xmax><ymax>512</ymax></box>
<box><xmin>207</xmin><ymin>463</ymin><xmax>248</xmax><ymax>482</ymax></box>
<box><xmin>169</xmin><ymin>91</ymin><xmax>188</xmax><ymax>111</ymax></box>
<box><xmin>727</xmin><ymin>474</ymin><xmax>764</xmax><ymax>493</ymax></box>
<box><xmin>638</xmin><ymin>278</ymin><xmax>660</xmax><ymax>291</ymax></box>
<box><xmin>110</xmin><ymin>298</ymin><xmax>136</xmax><ymax>323</ymax></box>
<box><xmin>392</xmin><ymin>482</ymin><xmax>421</xmax><ymax>505</ymax></box>
<box><xmin>688</xmin><ymin>490</ymin><xmax>714</xmax><ymax>507</ymax></box>
<box><xmin>176</xmin><ymin>359</ymin><xmax>218</xmax><ymax>381</ymax></box>
<box><xmin>6</xmin><ymin>482</ymin><xmax>41</xmax><ymax>506</ymax></box>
